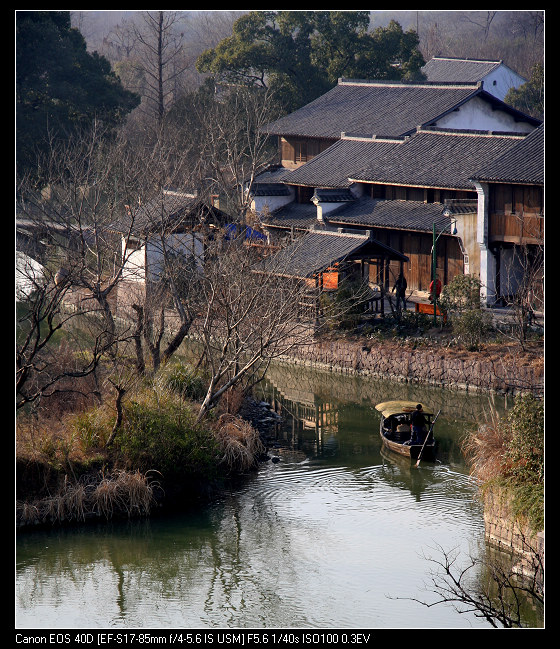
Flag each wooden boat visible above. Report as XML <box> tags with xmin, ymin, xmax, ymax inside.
<box><xmin>375</xmin><ymin>400</ymin><xmax>437</xmax><ymax>461</ymax></box>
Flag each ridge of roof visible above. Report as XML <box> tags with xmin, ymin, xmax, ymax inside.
<box><xmin>337</xmin><ymin>77</ymin><xmax>483</xmax><ymax>89</ymax></box>
<box><xmin>429</xmin><ymin>56</ymin><xmax>503</xmax><ymax>64</ymax></box>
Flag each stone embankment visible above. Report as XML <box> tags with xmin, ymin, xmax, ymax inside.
<box><xmin>483</xmin><ymin>486</ymin><xmax>544</xmax><ymax>591</ymax></box>
<box><xmin>278</xmin><ymin>335</ymin><xmax>544</xmax><ymax>587</ymax></box>
<box><xmin>282</xmin><ymin>336</ymin><xmax>543</xmax><ymax>396</ymax></box>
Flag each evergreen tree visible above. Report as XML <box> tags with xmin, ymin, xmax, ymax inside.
<box><xmin>505</xmin><ymin>63</ymin><xmax>544</xmax><ymax>120</ymax></box>
<box><xmin>196</xmin><ymin>11</ymin><xmax>424</xmax><ymax>114</ymax></box>
<box><xmin>16</xmin><ymin>11</ymin><xmax>140</xmax><ymax>179</ymax></box>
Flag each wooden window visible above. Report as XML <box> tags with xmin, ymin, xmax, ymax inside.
<box><xmin>294</xmin><ymin>141</ymin><xmax>308</xmax><ymax>163</ymax></box>
<box><xmin>407</xmin><ymin>187</ymin><xmax>424</xmax><ymax>202</ymax></box>
<box><xmin>296</xmin><ymin>185</ymin><xmax>314</xmax><ymax>204</ymax></box>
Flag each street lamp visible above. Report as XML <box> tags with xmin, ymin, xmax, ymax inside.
<box><xmin>431</xmin><ymin>214</ymin><xmax>457</xmax><ymax>326</ymax></box>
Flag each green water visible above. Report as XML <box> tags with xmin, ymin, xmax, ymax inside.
<box><xmin>16</xmin><ymin>364</ymin><xmax>541</xmax><ymax>629</ymax></box>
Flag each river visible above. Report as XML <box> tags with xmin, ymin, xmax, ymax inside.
<box><xmin>16</xmin><ymin>363</ymin><xmax>540</xmax><ymax>629</ymax></box>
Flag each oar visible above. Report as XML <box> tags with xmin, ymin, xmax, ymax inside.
<box><xmin>415</xmin><ymin>409</ymin><xmax>441</xmax><ymax>468</ymax></box>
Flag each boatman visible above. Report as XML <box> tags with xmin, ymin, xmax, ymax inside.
<box><xmin>410</xmin><ymin>404</ymin><xmax>427</xmax><ymax>445</ymax></box>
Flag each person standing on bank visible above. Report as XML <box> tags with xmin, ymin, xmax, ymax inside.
<box><xmin>410</xmin><ymin>403</ymin><xmax>427</xmax><ymax>445</ymax></box>
<box><xmin>393</xmin><ymin>271</ymin><xmax>407</xmax><ymax>311</ymax></box>
<box><xmin>429</xmin><ymin>277</ymin><xmax>442</xmax><ymax>304</ymax></box>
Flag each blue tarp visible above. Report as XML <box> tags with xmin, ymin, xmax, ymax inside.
<box><xmin>225</xmin><ymin>224</ymin><xmax>267</xmax><ymax>242</ymax></box>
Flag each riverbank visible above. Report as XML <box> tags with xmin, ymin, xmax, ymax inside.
<box><xmin>16</xmin><ymin>394</ymin><xmax>275</xmax><ymax>531</ymax></box>
<box><xmin>281</xmin><ymin>330</ymin><xmax>544</xmax><ymax>396</ymax></box>
<box><xmin>16</xmin><ymin>331</ymin><xmax>543</xmax><ymax>531</ymax></box>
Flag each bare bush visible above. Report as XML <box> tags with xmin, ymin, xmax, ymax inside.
<box><xmin>214</xmin><ymin>414</ymin><xmax>265</xmax><ymax>472</ymax></box>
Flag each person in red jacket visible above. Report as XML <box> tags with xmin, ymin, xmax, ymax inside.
<box><xmin>429</xmin><ymin>277</ymin><xmax>442</xmax><ymax>303</ymax></box>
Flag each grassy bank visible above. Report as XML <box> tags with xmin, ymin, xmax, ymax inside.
<box><xmin>462</xmin><ymin>393</ymin><xmax>544</xmax><ymax>533</ymax></box>
<box><xmin>16</xmin><ymin>364</ymin><xmax>265</xmax><ymax>529</ymax></box>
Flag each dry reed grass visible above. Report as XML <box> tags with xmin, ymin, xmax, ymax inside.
<box><xmin>91</xmin><ymin>469</ymin><xmax>157</xmax><ymax>518</ymax></box>
<box><xmin>215</xmin><ymin>414</ymin><xmax>264</xmax><ymax>472</ymax></box>
<box><xmin>461</xmin><ymin>403</ymin><xmax>510</xmax><ymax>483</ymax></box>
<box><xmin>16</xmin><ymin>469</ymin><xmax>159</xmax><ymax>527</ymax></box>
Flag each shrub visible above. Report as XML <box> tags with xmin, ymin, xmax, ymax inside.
<box><xmin>439</xmin><ymin>275</ymin><xmax>492</xmax><ymax>349</ymax></box>
<box><xmin>439</xmin><ymin>274</ymin><xmax>484</xmax><ymax>314</ymax></box>
<box><xmin>215</xmin><ymin>413</ymin><xmax>265</xmax><ymax>472</ymax></box>
<box><xmin>453</xmin><ymin>308</ymin><xmax>492</xmax><ymax>351</ymax></box>
<box><xmin>73</xmin><ymin>407</ymin><xmax>114</xmax><ymax>450</ymax></box>
<box><xmin>161</xmin><ymin>362</ymin><xmax>207</xmax><ymax>400</ymax></box>
<box><xmin>503</xmin><ymin>394</ymin><xmax>544</xmax><ymax>484</ymax></box>
<box><xmin>463</xmin><ymin>394</ymin><xmax>543</xmax><ymax>531</ymax></box>
<box><xmin>115</xmin><ymin>392</ymin><xmax>221</xmax><ymax>480</ymax></box>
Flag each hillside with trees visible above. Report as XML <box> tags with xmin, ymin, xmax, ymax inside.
<box><xmin>69</xmin><ymin>10</ymin><xmax>544</xmax><ymax>122</ymax></box>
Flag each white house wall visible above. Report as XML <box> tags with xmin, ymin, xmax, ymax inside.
<box><xmin>251</xmin><ymin>187</ymin><xmax>295</xmax><ymax>215</ymax></box>
<box><xmin>122</xmin><ymin>242</ymin><xmax>146</xmax><ymax>283</ymax></box>
<box><xmin>482</xmin><ymin>67</ymin><xmax>527</xmax><ymax>102</ymax></box>
<box><xmin>146</xmin><ymin>233</ymin><xmax>204</xmax><ymax>282</ymax></box>
<box><xmin>435</xmin><ymin>95</ymin><xmax>534</xmax><ymax>133</ymax></box>
<box><xmin>121</xmin><ymin>233</ymin><xmax>204</xmax><ymax>284</ymax></box>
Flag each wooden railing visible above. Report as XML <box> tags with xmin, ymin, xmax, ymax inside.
<box><xmin>489</xmin><ymin>212</ymin><xmax>544</xmax><ymax>244</ymax></box>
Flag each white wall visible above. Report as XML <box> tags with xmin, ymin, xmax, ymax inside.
<box><xmin>251</xmin><ymin>187</ymin><xmax>296</xmax><ymax>215</ymax></box>
<box><xmin>121</xmin><ymin>240</ymin><xmax>146</xmax><ymax>283</ymax></box>
<box><xmin>435</xmin><ymin>95</ymin><xmax>535</xmax><ymax>133</ymax></box>
<box><xmin>121</xmin><ymin>232</ymin><xmax>205</xmax><ymax>284</ymax></box>
<box><xmin>146</xmin><ymin>233</ymin><xmax>204</xmax><ymax>282</ymax></box>
<box><xmin>482</xmin><ymin>67</ymin><xmax>527</xmax><ymax>102</ymax></box>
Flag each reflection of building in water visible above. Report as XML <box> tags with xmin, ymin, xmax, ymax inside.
<box><xmin>265</xmin><ymin>377</ymin><xmax>339</xmax><ymax>456</ymax></box>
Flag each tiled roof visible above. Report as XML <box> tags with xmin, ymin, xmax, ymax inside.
<box><xmin>262</xmin><ymin>229</ymin><xmax>407</xmax><ymax>279</ymax></box>
<box><xmin>326</xmin><ymin>197</ymin><xmax>452</xmax><ymax>234</ymax></box>
<box><xmin>263</xmin><ymin>79</ymin><xmax>521</xmax><ymax>140</ymax></box>
<box><xmin>312</xmin><ymin>188</ymin><xmax>354</xmax><ymax>203</ymax></box>
<box><xmin>262</xmin><ymin>202</ymin><xmax>317</xmax><ymax>231</ymax></box>
<box><xmin>421</xmin><ymin>57</ymin><xmax>504</xmax><ymax>83</ymax></box>
<box><xmin>470</xmin><ymin>125</ymin><xmax>544</xmax><ymax>185</ymax></box>
<box><xmin>285</xmin><ymin>136</ymin><xmax>403</xmax><ymax>188</ymax></box>
<box><xmin>350</xmin><ymin>128</ymin><xmax>528</xmax><ymax>190</ymax></box>
<box><xmin>251</xmin><ymin>183</ymin><xmax>292</xmax><ymax>196</ymax></box>
<box><xmin>114</xmin><ymin>193</ymin><xmax>228</xmax><ymax>236</ymax></box>
<box><xmin>251</xmin><ymin>165</ymin><xmax>293</xmax><ymax>184</ymax></box>
<box><xmin>262</xmin><ymin>196</ymin><xmax>452</xmax><ymax>236</ymax></box>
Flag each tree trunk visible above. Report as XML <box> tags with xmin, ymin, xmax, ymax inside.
<box><xmin>105</xmin><ymin>384</ymin><xmax>126</xmax><ymax>448</ymax></box>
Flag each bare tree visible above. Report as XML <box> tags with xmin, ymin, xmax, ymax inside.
<box><xmin>16</xmin><ymin>123</ymin><xmax>144</xmax><ymax>411</ymax></box>
<box><xmin>186</xmin><ymin>84</ymin><xmax>281</xmax><ymax>220</ymax></box>
<box><xmin>132</xmin><ymin>11</ymin><xmax>191</xmax><ymax>128</ymax></box>
<box><xmin>193</xmin><ymin>234</ymin><xmax>371</xmax><ymax>422</ymax></box>
<box><xmin>402</xmin><ymin>541</ymin><xmax>543</xmax><ymax>628</ymax></box>
<box><xmin>102</xmin><ymin>17</ymin><xmax>139</xmax><ymax>63</ymax></box>
<box><xmin>494</xmin><ymin>243</ymin><xmax>543</xmax><ymax>350</ymax></box>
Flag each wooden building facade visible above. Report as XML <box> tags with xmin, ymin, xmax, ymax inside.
<box><xmin>257</xmin><ymin>79</ymin><xmax>542</xmax><ymax>303</ymax></box>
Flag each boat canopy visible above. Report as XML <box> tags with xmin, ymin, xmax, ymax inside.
<box><xmin>375</xmin><ymin>401</ymin><xmax>434</xmax><ymax>418</ymax></box>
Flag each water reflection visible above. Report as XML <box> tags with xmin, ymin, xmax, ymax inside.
<box><xmin>18</xmin><ymin>363</ymin><xmax>533</xmax><ymax>629</ymax></box>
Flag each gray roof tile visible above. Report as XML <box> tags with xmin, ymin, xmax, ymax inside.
<box><xmin>285</xmin><ymin>137</ymin><xmax>403</xmax><ymax>188</ymax></box>
<box><xmin>351</xmin><ymin>128</ymin><xmax>528</xmax><ymax>189</ymax></box>
<box><xmin>422</xmin><ymin>57</ymin><xmax>503</xmax><ymax>83</ymax></box>
<box><xmin>263</xmin><ymin>78</ymin><xmax>538</xmax><ymax>140</ymax></box>
<box><xmin>470</xmin><ymin>125</ymin><xmax>544</xmax><ymax>185</ymax></box>
<box><xmin>114</xmin><ymin>193</ymin><xmax>228</xmax><ymax>236</ymax></box>
<box><xmin>326</xmin><ymin>197</ymin><xmax>452</xmax><ymax>233</ymax></box>
<box><xmin>262</xmin><ymin>196</ymin><xmax>452</xmax><ymax>235</ymax></box>
<box><xmin>262</xmin><ymin>229</ymin><xmax>407</xmax><ymax>278</ymax></box>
